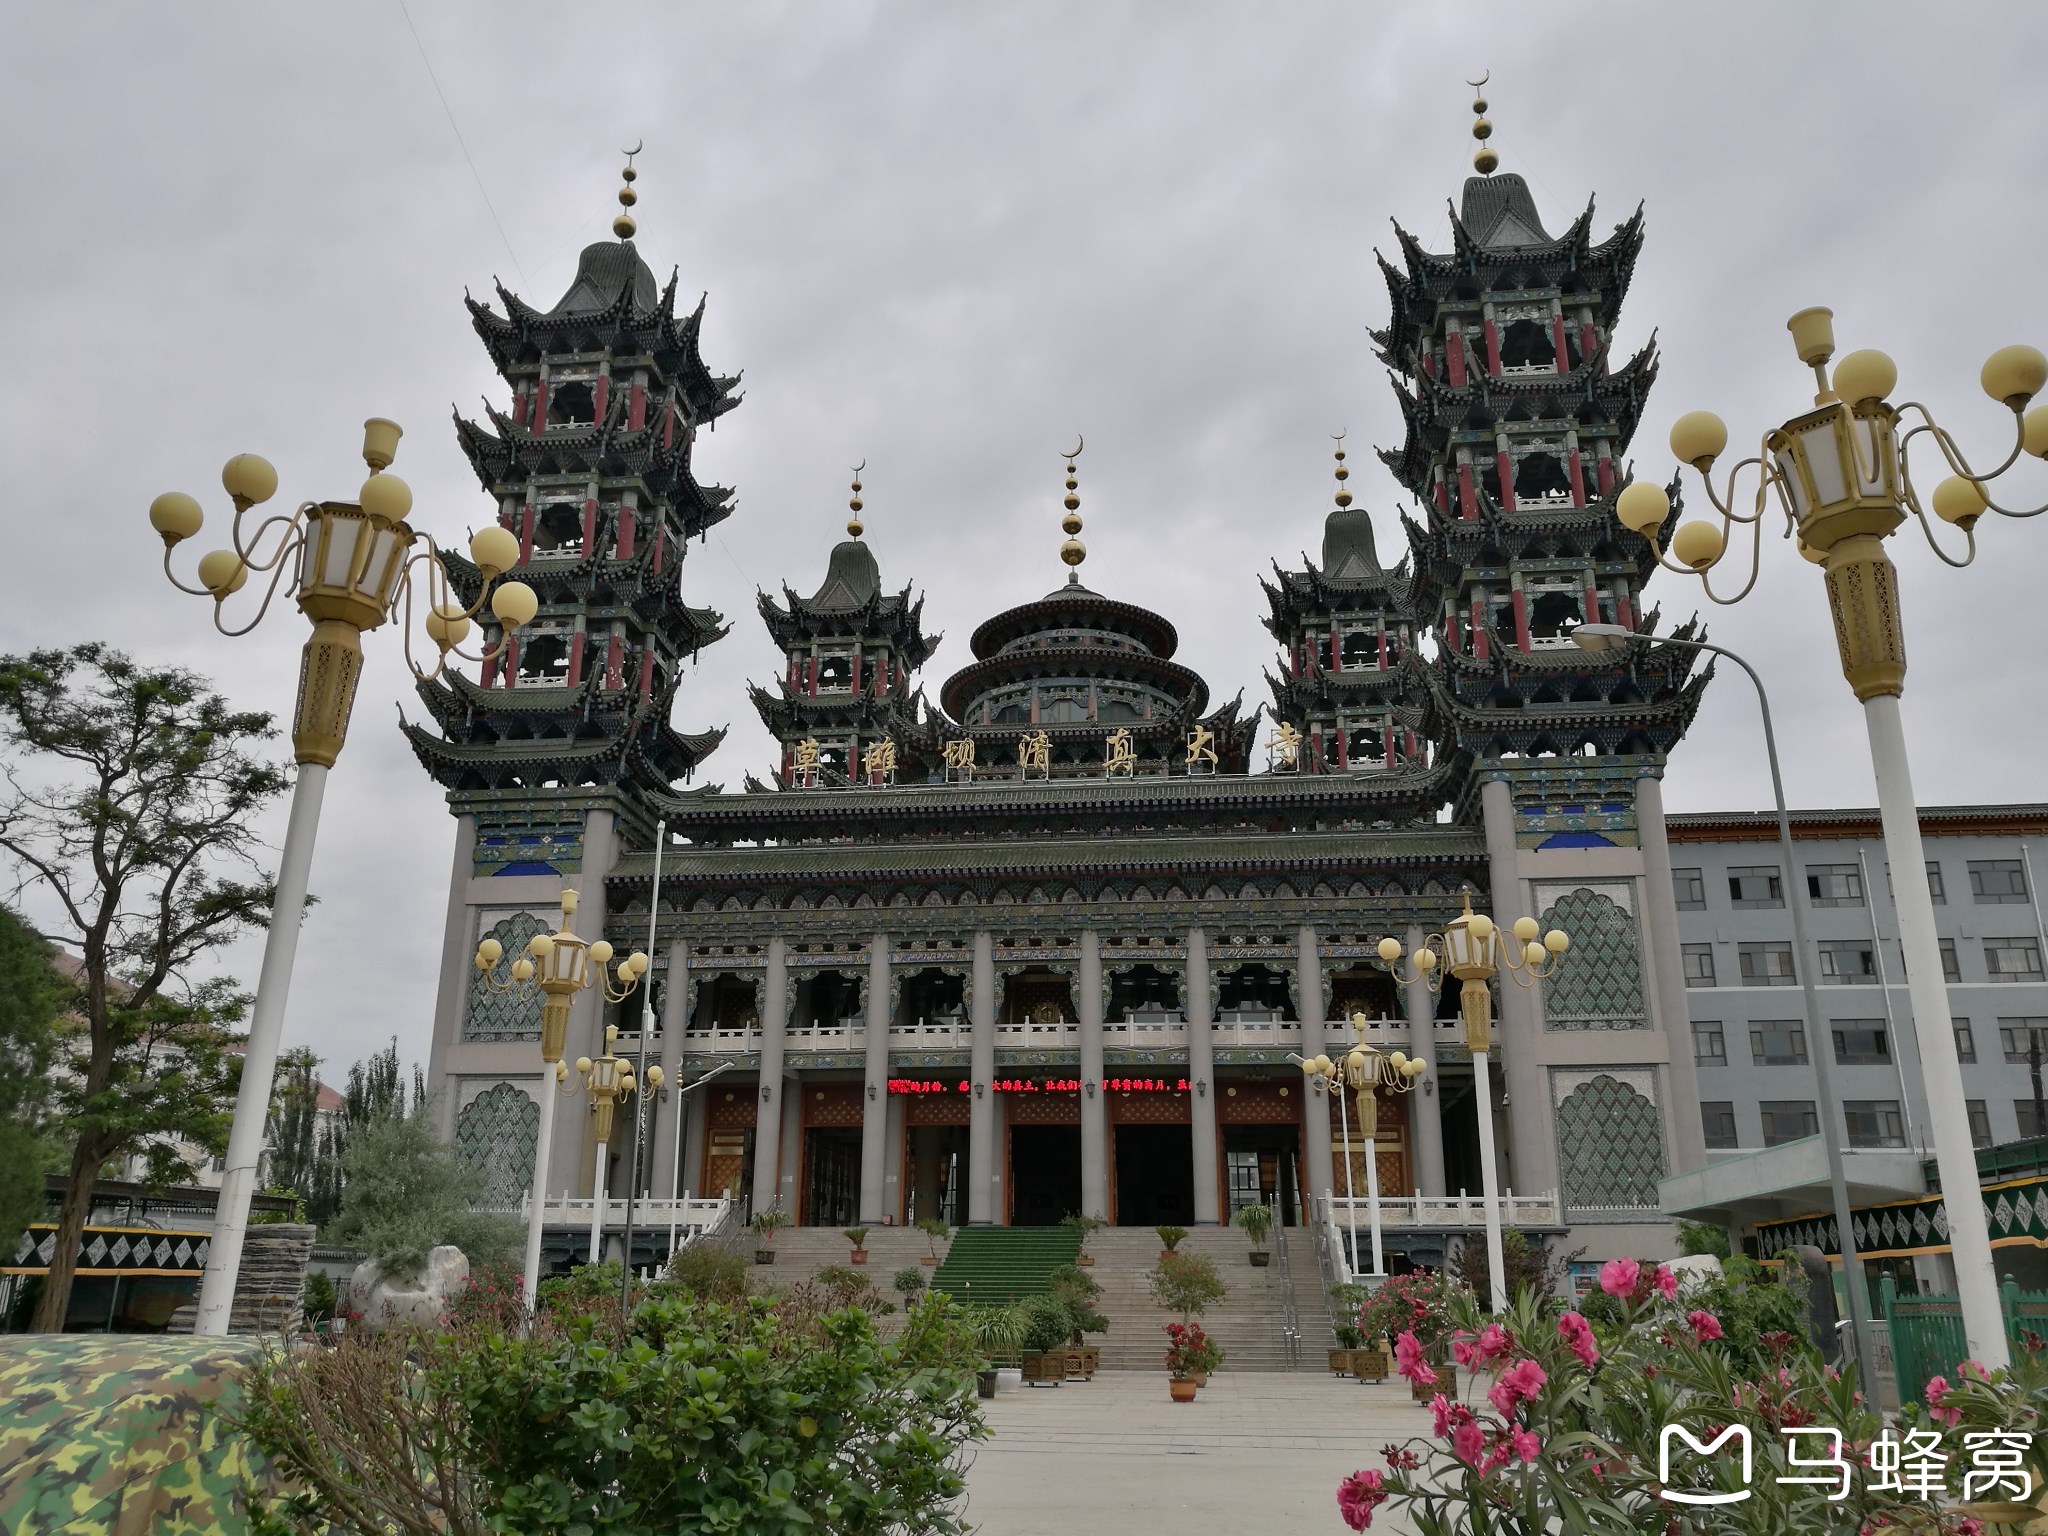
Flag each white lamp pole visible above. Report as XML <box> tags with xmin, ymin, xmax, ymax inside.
<box><xmin>1469</xmin><ymin>1044</ymin><xmax>1506</xmax><ymax>1313</ymax></box>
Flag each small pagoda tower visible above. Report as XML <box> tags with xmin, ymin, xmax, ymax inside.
<box><xmin>752</xmin><ymin>469</ymin><xmax>940</xmax><ymax>787</ymax></box>
<box><xmin>1260</xmin><ymin>437</ymin><xmax>1430</xmax><ymax>774</ymax></box>
<box><xmin>1372</xmin><ymin>93</ymin><xmax>1705</xmax><ymax>773</ymax></box>
<box><xmin>407</xmin><ymin>152</ymin><xmax>740</xmax><ymax>863</ymax></box>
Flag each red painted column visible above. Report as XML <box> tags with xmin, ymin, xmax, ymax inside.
<box><xmin>1511</xmin><ymin>588</ymin><xmax>1531</xmax><ymax>653</ymax></box>
<box><xmin>807</xmin><ymin>659</ymin><xmax>818</xmax><ymax>697</ymax></box>
<box><xmin>503</xmin><ymin>639</ymin><xmax>520</xmax><ymax>690</ymax></box>
<box><xmin>1377</xmin><ymin>630</ymin><xmax>1388</xmax><ymax>669</ymax></box>
<box><xmin>593</xmin><ymin>374</ymin><xmax>611</xmax><ymax>422</ymax></box>
<box><xmin>512</xmin><ymin>387</ymin><xmax>529</xmax><ymax>427</ymax></box>
<box><xmin>1580</xmin><ymin>320</ymin><xmax>1598</xmax><ymax>363</ymax></box>
<box><xmin>1445</xmin><ymin>610</ymin><xmax>1461</xmax><ymax>653</ymax></box>
<box><xmin>1330</xmin><ymin>630</ymin><xmax>1341</xmax><ymax>671</ymax></box>
<box><xmin>1596</xmin><ymin>453</ymin><xmax>1615</xmax><ymax>498</ymax></box>
<box><xmin>1457</xmin><ymin>461</ymin><xmax>1477</xmax><ymax>519</ymax></box>
<box><xmin>628</xmin><ymin>379</ymin><xmax>646</xmax><ymax>431</ymax></box>
<box><xmin>1309</xmin><ymin>727</ymin><xmax>1324</xmax><ymax>773</ymax></box>
<box><xmin>1445</xmin><ymin>325</ymin><xmax>1468</xmax><ymax>387</ymax></box>
<box><xmin>1584</xmin><ymin>577</ymin><xmax>1603</xmax><ymax>630</ymax></box>
<box><xmin>1567</xmin><ymin>448</ymin><xmax>1587</xmax><ymax>507</ymax></box>
<box><xmin>1496</xmin><ymin>448</ymin><xmax>1516</xmax><ymax>511</ymax></box>
<box><xmin>532</xmin><ymin>381</ymin><xmax>550</xmax><ymax>429</ymax></box>
<box><xmin>518</xmin><ymin>506</ymin><xmax>535</xmax><ymax>564</ymax></box>
<box><xmin>1336</xmin><ymin>725</ymin><xmax>1349</xmax><ymax>770</ymax></box>
<box><xmin>637</xmin><ymin>647</ymin><xmax>655</xmax><ymax>699</ymax></box>
<box><xmin>651</xmin><ymin>531</ymin><xmax>665</xmax><ymax>575</ymax></box>
<box><xmin>1616</xmin><ymin>588</ymin><xmax>1636</xmax><ymax>630</ymax></box>
<box><xmin>566</xmin><ymin>632</ymin><xmax>586</xmax><ymax>686</ymax></box>
<box><xmin>1470</xmin><ymin>598</ymin><xmax>1490</xmax><ymax>661</ymax></box>
<box><xmin>1483</xmin><ymin>317</ymin><xmax>1502</xmax><ymax>377</ymax></box>
<box><xmin>1422</xmin><ymin>339</ymin><xmax>1436</xmax><ymax>379</ymax></box>
<box><xmin>661</xmin><ymin>402</ymin><xmax>676</xmax><ymax>450</ymax></box>
<box><xmin>480</xmin><ymin>650</ymin><xmax>498</xmax><ymax>688</ymax></box>
<box><xmin>604</xmin><ymin>635</ymin><xmax>624</xmax><ymax>691</ymax></box>
<box><xmin>783</xmin><ymin>745</ymin><xmax>794</xmax><ymax>786</ymax></box>
<box><xmin>581</xmin><ymin>498</ymin><xmax>597</xmax><ymax>558</ymax></box>
<box><xmin>849</xmin><ymin>652</ymin><xmax>862</xmax><ymax>694</ymax></box>
<box><xmin>787</xmin><ymin>654</ymin><xmax>798</xmax><ymax>686</ymax></box>
<box><xmin>1404</xmin><ymin>728</ymin><xmax>1418</xmax><ymax>762</ymax></box>
<box><xmin>615</xmin><ymin>506</ymin><xmax>635</xmax><ymax>560</ymax></box>
<box><xmin>1551</xmin><ymin>317</ymin><xmax>1570</xmax><ymax>373</ymax></box>
<box><xmin>1434</xmin><ymin>474</ymin><xmax>1448</xmax><ymax>515</ymax></box>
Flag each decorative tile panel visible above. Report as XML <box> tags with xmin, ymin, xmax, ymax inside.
<box><xmin>1551</xmin><ymin>1069</ymin><xmax>1665</xmax><ymax>1218</ymax></box>
<box><xmin>1536</xmin><ymin>883</ymin><xmax>1646</xmax><ymax>1030</ymax></box>
<box><xmin>454</xmin><ymin>1081</ymin><xmax>540</xmax><ymax>1208</ymax></box>
<box><xmin>465</xmin><ymin>911</ymin><xmax>551</xmax><ymax>1040</ymax></box>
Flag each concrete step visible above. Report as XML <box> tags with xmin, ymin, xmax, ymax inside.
<box><xmin>1074</xmin><ymin>1224</ymin><xmax>1326</xmax><ymax>1371</ymax></box>
<box><xmin>742</xmin><ymin>1227</ymin><xmax>949</xmax><ymax>1293</ymax></box>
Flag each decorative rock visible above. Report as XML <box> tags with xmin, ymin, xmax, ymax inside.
<box><xmin>167</xmin><ymin>1223</ymin><xmax>317</xmax><ymax>1336</ymax></box>
<box><xmin>344</xmin><ymin>1245</ymin><xmax>471</xmax><ymax>1331</ymax></box>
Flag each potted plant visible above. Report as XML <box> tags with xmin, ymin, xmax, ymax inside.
<box><xmin>1047</xmin><ymin>1264</ymin><xmax>1107</xmax><ymax>1379</ymax></box>
<box><xmin>1193</xmin><ymin>1335</ymin><xmax>1224</xmax><ymax>1388</ymax></box>
<box><xmin>969</xmin><ymin>1302</ymin><xmax>1026</xmax><ymax>1400</ymax></box>
<box><xmin>1353</xmin><ymin>1268</ymin><xmax>1460</xmax><ymax>1397</ymax></box>
<box><xmin>751</xmin><ymin>1207</ymin><xmax>788</xmax><ymax>1265</ymax></box>
<box><xmin>1060</xmin><ymin>1211</ymin><xmax>1104</xmax><ymax>1267</ymax></box>
<box><xmin>843</xmin><ymin>1226</ymin><xmax>870</xmax><ymax>1266</ymax></box>
<box><xmin>916</xmin><ymin>1217</ymin><xmax>950</xmax><ymax>1267</ymax></box>
<box><xmin>1234</xmin><ymin>1202</ymin><xmax>1273</xmax><ymax>1267</ymax></box>
<box><xmin>892</xmin><ymin>1266</ymin><xmax>927</xmax><ymax>1303</ymax></box>
<box><xmin>1164</xmin><ymin>1321</ymin><xmax>1207</xmax><ymax>1402</ymax></box>
<box><xmin>1155</xmin><ymin>1224</ymin><xmax>1188</xmax><ymax>1260</ymax></box>
<box><xmin>1330</xmin><ymin>1321</ymin><xmax>1361</xmax><ymax>1376</ymax></box>
<box><xmin>1018</xmin><ymin>1295</ymin><xmax>1071</xmax><ymax>1387</ymax></box>
<box><xmin>1149</xmin><ymin>1249</ymin><xmax>1225</xmax><ymax>1325</ymax></box>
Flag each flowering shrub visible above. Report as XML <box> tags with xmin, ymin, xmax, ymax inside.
<box><xmin>1163</xmin><ymin>1321</ymin><xmax>1211</xmax><ymax>1379</ymax></box>
<box><xmin>439</xmin><ymin>1256</ymin><xmax>525</xmax><ymax>1334</ymax></box>
<box><xmin>1355</xmin><ymin>1268</ymin><xmax>1463</xmax><ymax>1352</ymax></box>
<box><xmin>1333</xmin><ymin>1265</ymin><xmax>1992</xmax><ymax>1534</ymax></box>
<box><xmin>1894</xmin><ymin>1343</ymin><xmax>2048</xmax><ymax>1523</ymax></box>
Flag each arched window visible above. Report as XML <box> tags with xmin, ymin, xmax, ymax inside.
<box><xmin>533</xmin><ymin>503</ymin><xmax>583</xmax><ymax>552</ymax></box>
<box><xmin>1499</xmin><ymin>318</ymin><xmax>1553</xmax><ymax>371</ymax></box>
<box><xmin>816</xmin><ymin>655</ymin><xmax>851</xmax><ymax>690</ymax></box>
<box><xmin>1515</xmin><ymin>452</ymin><xmax>1571</xmax><ymax>504</ymax></box>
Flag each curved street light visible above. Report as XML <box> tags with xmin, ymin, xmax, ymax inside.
<box><xmin>1294</xmin><ymin>1013</ymin><xmax>1427</xmax><ymax>1278</ymax></box>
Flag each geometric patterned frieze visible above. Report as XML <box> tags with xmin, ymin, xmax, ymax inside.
<box><xmin>464</xmin><ymin>910</ymin><xmax>551</xmax><ymax>1041</ymax></box>
<box><xmin>1535</xmin><ymin>884</ymin><xmax>1646</xmax><ymax>1031</ymax></box>
<box><xmin>453</xmin><ymin>1080</ymin><xmax>541</xmax><ymax>1209</ymax></box>
<box><xmin>1551</xmin><ymin>1068</ymin><xmax>1665</xmax><ymax>1219</ymax></box>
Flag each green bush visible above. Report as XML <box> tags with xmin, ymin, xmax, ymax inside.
<box><xmin>843</xmin><ymin>1225</ymin><xmax>870</xmax><ymax>1249</ymax></box>
<box><xmin>917</xmin><ymin>1217</ymin><xmax>950</xmax><ymax>1260</ymax></box>
<box><xmin>1149</xmin><ymin>1250</ymin><xmax>1225</xmax><ymax>1322</ymax></box>
<box><xmin>814</xmin><ymin>1263</ymin><xmax>879</xmax><ymax>1309</ymax></box>
<box><xmin>893</xmin><ymin>1266</ymin><xmax>928</xmax><ymax>1297</ymax></box>
<box><xmin>1234</xmin><ymin>1202</ymin><xmax>1273</xmax><ymax>1248</ymax></box>
<box><xmin>1677</xmin><ymin>1219</ymin><xmax>1733</xmax><ymax>1258</ymax></box>
<box><xmin>326</xmin><ymin>1105</ymin><xmax>519</xmax><ymax>1276</ymax></box>
<box><xmin>663</xmin><ymin>1239</ymin><xmax>749</xmax><ymax>1303</ymax></box>
<box><xmin>1021</xmin><ymin>1294</ymin><xmax>1073</xmax><ymax>1353</ymax></box>
<box><xmin>302</xmin><ymin>1271</ymin><xmax>337</xmax><ymax>1325</ymax></box>
<box><xmin>1155</xmin><ymin>1224</ymin><xmax>1188</xmax><ymax>1252</ymax></box>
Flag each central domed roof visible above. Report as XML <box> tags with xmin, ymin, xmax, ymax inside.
<box><xmin>546</xmin><ymin>240</ymin><xmax>659</xmax><ymax>318</ymax></box>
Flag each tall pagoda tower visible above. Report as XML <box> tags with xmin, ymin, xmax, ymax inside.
<box><xmin>1363</xmin><ymin>92</ymin><xmax>1711</xmax><ymax>1230</ymax></box>
<box><xmin>1260</xmin><ymin>439</ymin><xmax>1430</xmax><ymax>775</ymax></box>
<box><xmin>752</xmin><ymin>471</ymin><xmax>940</xmax><ymax>787</ymax></box>
<box><xmin>410</xmin><ymin>157</ymin><xmax>740</xmax><ymax>1212</ymax></box>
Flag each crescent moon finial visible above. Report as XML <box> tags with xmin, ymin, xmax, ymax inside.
<box><xmin>852</xmin><ymin>458</ymin><xmax>865</xmax><ymax>475</ymax></box>
<box><xmin>1465</xmin><ymin>70</ymin><xmax>1489</xmax><ymax>90</ymax></box>
<box><xmin>1332</xmin><ymin>428</ymin><xmax>1348</xmax><ymax>442</ymax></box>
<box><xmin>624</xmin><ymin>139</ymin><xmax>643</xmax><ymax>159</ymax></box>
<box><xmin>1063</xmin><ymin>436</ymin><xmax>1084</xmax><ymax>461</ymax></box>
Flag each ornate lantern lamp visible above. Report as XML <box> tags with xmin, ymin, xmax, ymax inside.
<box><xmin>1296</xmin><ymin>1015</ymin><xmax>1428</xmax><ymax>1278</ymax></box>
<box><xmin>1374</xmin><ymin>893</ymin><xmax>1568</xmax><ymax>1312</ymax></box>
<box><xmin>475</xmin><ymin>889</ymin><xmax>646</xmax><ymax>1311</ymax></box>
<box><xmin>1610</xmin><ymin>309</ymin><xmax>2045</xmax><ymax>1369</ymax></box>
<box><xmin>573</xmin><ymin>1026</ymin><xmax>663</xmax><ymax>1264</ymax></box>
<box><xmin>163</xmin><ymin>419</ymin><xmax>540</xmax><ymax>1337</ymax></box>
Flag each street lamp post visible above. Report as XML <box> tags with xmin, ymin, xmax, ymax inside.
<box><xmin>1295</xmin><ymin>1014</ymin><xmax>1428</xmax><ymax>1278</ymax></box>
<box><xmin>472</xmin><ymin>891</ymin><xmax>646</xmax><ymax>1312</ymax></box>
<box><xmin>1374</xmin><ymin>896</ymin><xmax>1570</xmax><ymax>1313</ymax></box>
<box><xmin>152</xmin><ymin>420</ymin><xmax>538</xmax><ymax>1336</ymax></box>
<box><xmin>1574</xmin><ymin>622</ymin><xmax>1877</xmax><ymax>1372</ymax></box>
<box><xmin>1612</xmin><ymin>310</ymin><xmax>2048</xmax><ymax>1368</ymax></box>
<box><xmin>575</xmin><ymin>1026</ymin><xmax>661</xmax><ymax>1264</ymax></box>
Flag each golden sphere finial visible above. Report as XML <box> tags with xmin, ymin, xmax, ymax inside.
<box><xmin>1473</xmin><ymin>147</ymin><xmax>1498</xmax><ymax>175</ymax></box>
<box><xmin>614</xmin><ymin>141</ymin><xmax>643</xmax><ymax>239</ymax></box>
<box><xmin>1058</xmin><ymin>438</ymin><xmax>1085</xmax><ymax>567</ymax></box>
<box><xmin>613</xmin><ymin>212</ymin><xmax>638</xmax><ymax>239</ymax></box>
<box><xmin>847</xmin><ymin>461</ymin><xmax>865</xmax><ymax>538</ymax></box>
<box><xmin>1466</xmin><ymin>72</ymin><xmax>1497</xmax><ymax>176</ymax></box>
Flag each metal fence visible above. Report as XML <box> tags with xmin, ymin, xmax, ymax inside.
<box><xmin>1879</xmin><ymin>1275</ymin><xmax>2048</xmax><ymax>1406</ymax></box>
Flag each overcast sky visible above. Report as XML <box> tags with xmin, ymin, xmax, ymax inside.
<box><xmin>4</xmin><ymin>4</ymin><xmax>2046</xmax><ymax>1085</ymax></box>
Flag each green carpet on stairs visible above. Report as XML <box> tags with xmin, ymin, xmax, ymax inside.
<box><xmin>928</xmin><ymin>1228</ymin><xmax>1082</xmax><ymax>1305</ymax></box>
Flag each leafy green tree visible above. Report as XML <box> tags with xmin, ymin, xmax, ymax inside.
<box><xmin>0</xmin><ymin>906</ymin><xmax>66</xmax><ymax>1261</ymax></box>
<box><xmin>0</xmin><ymin>644</ymin><xmax>289</xmax><ymax>1331</ymax></box>
<box><xmin>1148</xmin><ymin>1250</ymin><xmax>1226</xmax><ymax>1322</ymax></box>
<box><xmin>327</xmin><ymin>1103</ymin><xmax>518</xmax><ymax>1276</ymax></box>
<box><xmin>266</xmin><ymin>1046</ymin><xmax>323</xmax><ymax>1209</ymax></box>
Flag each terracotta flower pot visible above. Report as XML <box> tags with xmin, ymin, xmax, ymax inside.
<box><xmin>849</xmin><ymin>1250</ymin><xmax>868</xmax><ymax>1265</ymax></box>
<box><xmin>1075</xmin><ymin>1255</ymin><xmax>1094</xmax><ymax>1267</ymax></box>
<box><xmin>754</xmin><ymin>1250</ymin><xmax>776</xmax><ymax>1266</ymax></box>
<box><xmin>1249</xmin><ymin>1250</ymin><xmax>1271</xmax><ymax>1267</ymax></box>
<box><xmin>920</xmin><ymin>1256</ymin><xmax>940</xmax><ymax>1267</ymax></box>
<box><xmin>1169</xmin><ymin>1376</ymin><xmax>1198</xmax><ymax>1403</ymax></box>
<box><xmin>1191</xmin><ymin>1369</ymin><xmax>1210</xmax><ymax>1388</ymax></box>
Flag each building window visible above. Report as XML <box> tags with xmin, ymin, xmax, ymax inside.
<box><xmin>1999</xmin><ymin>1018</ymin><xmax>2048</xmax><ymax>1064</ymax></box>
<box><xmin>1806</xmin><ymin>864</ymin><xmax>1865</xmax><ymax>907</ymax></box>
<box><xmin>1926</xmin><ymin>862</ymin><xmax>1947</xmax><ymax>905</ymax></box>
<box><xmin>1681</xmin><ymin>943</ymin><xmax>1717</xmax><ymax>988</ymax></box>
<box><xmin>1738</xmin><ymin>942</ymin><xmax>1798</xmax><ymax>987</ymax></box>
<box><xmin>1751</xmin><ymin>1020</ymin><xmax>1808</xmax><ymax>1066</ymax></box>
<box><xmin>1761</xmin><ymin>1100</ymin><xmax>1820</xmax><ymax>1146</ymax></box>
<box><xmin>1969</xmin><ymin>859</ymin><xmax>2029</xmax><ymax>904</ymax></box>
<box><xmin>1954</xmin><ymin>1019</ymin><xmax>1977</xmax><ymax>1064</ymax></box>
<box><xmin>1985</xmin><ymin>938</ymin><xmax>2045</xmax><ymax>983</ymax></box>
<box><xmin>1673</xmin><ymin>867</ymin><xmax>1707</xmax><ymax>910</ymax></box>
<box><xmin>1702</xmin><ymin>1102</ymin><xmax>1739</xmax><ymax>1149</ymax></box>
<box><xmin>1728</xmin><ymin>866</ymin><xmax>1784</xmax><ymax>909</ymax></box>
<box><xmin>1967</xmin><ymin>1100</ymin><xmax>1992</xmax><ymax>1147</ymax></box>
<box><xmin>2018</xmin><ymin>1100</ymin><xmax>2044</xmax><ymax>1139</ymax></box>
<box><xmin>1818</xmin><ymin>940</ymin><xmax>1878</xmax><ymax>985</ymax></box>
<box><xmin>1693</xmin><ymin>1021</ymin><xmax>1726</xmax><ymax>1064</ymax></box>
<box><xmin>1832</xmin><ymin>1022</ymin><xmax>1890</xmax><ymax>1065</ymax></box>
<box><xmin>1940</xmin><ymin>939</ymin><xmax>1961</xmax><ymax>983</ymax></box>
<box><xmin>1843</xmin><ymin>1100</ymin><xmax>1906</xmax><ymax>1148</ymax></box>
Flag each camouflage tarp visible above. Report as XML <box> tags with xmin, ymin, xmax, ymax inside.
<box><xmin>0</xmin><ymin>1335</ymin><xmax>298</xmax><ymax>1534</ymax></box>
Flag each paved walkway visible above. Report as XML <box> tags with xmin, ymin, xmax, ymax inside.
<box><xmin>962</xmin><ymin>1370</ymin><xmax>1425</xmax><ymax>1534</ymax></box>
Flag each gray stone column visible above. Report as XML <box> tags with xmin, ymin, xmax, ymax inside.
<box><xmin>753</xmin><ymin>936</ymin><xmax>788</xmax><ymax>1214</ymax></box>
<box><xmin>681</xmin><ymin>1088</ymin><xmax>709</xmax><ymax>1199</ymax></box>
<box><xmin>652</xmin><ymin>940</ymin><xmax>689</xmax><ymax>1196</ymax></box>
<box><xmin>1186</xmin><ymin>929</ymin><xmax>1221</xmax><ymax>1224</ymax></box>
<box><xmin>859</xmin><ymin>934</ymin><xmax>892</xmax><ymax>1223</ymax></box>
<box><xmin>883</xmin><ymin>1089</ymin><xmax>906</xmax><ymax>1225</ymax></box>
<box><xmin>1297</xmin><ymin>924</ymin><xmax>1335</xmax><ymax>1211</ymax></box>
<box><xmin>1479</xmin><ymin>777</ymin><xmax>1555</xmax><ymax>1197</ymax></box>
<box><xmin>1636</xmin><ymin>774</ymin><xmax>1708</xmax><ymax>1172</ymax></box>
<box><xmin>968</xmin><ymin>931</ymin><xmax>997</xmax><ymax>1224</ymax></box>
<box><xmin>1079</xmin><ymin>929</ymin><xmax>1109</xmax><ymax>1221</ymax></box>
<box><xmin>778</xmin><ymin>1072</ymin><xmax>803</xmax><ymax>1219</ymax></box>
<box><xmin>1403</xmin><ymin>923</ymin><xmax>1447</xmax><ymax>1196</ymax></box>
<box><xmin>425</xmin><ymin>812</ymin><xmax>475</xmax><ymax>1140</ymax></box>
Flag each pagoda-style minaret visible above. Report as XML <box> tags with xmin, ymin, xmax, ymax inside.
<box><xmin>1372</xmin><ymin>86</ymin><xmax>1705</xmax><ymax>769</ymax></box>
<box><xmin>1260</xmin><ymin>435</ymin><xmax>1430</xmax><ymax>774</ymax></box>
<box><xmin>406</xmin><ymin>150</ymin><xmax>740</xmax><ymax>845</ymax></box>
<box><xmin>753</xmin><ymin>467</ymin><xmax>940</xmax><ymax>786</ymax></box>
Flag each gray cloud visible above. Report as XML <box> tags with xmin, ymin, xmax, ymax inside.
<box><xmin>4</xmin><ymin>2</ymin><xmax>2044</xmax><ymax>1081</ymax></box>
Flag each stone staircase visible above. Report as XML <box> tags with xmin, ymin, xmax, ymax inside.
<box><xmin>1084</xmin><ymin>1224</ymin><xmax>1334</xmax><ymax>1372</ymax></box>
<box><xmin>930</xmin><ymin>1227</ymin><xmax>1082</xmax><ymax>1304</ymax></box>
<box><xmin>743</xmin><ymin>1225</ymin><xmax>949</xmax><ymax>1294</ymax></box>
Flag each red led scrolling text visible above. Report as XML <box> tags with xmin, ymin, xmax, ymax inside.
<box><xmin>885</xmin><ymin>1077</ymin><xmax>1190</xmax><ymax>1095</ymax></box>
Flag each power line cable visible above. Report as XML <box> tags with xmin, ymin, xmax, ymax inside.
<box><xmin>395</xmin><ymin>0</ymin><xmax>527</xmax><ymax>284</ymax></box>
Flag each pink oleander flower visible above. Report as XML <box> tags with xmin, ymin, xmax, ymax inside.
<box><xmin>1393</xmin><ymin>1330</ymin><xmax>1437</xmax><ymax>1387</ymax></box>
<box><xmin>1511</xmin><ymin>1426</ymin><xmax>1541</xmax><ymax>1464</ymax></box>
<box><xmin>1925</xmin><ymin>1375</ymin><xmax>1963</xmax><ymax>1428</ymax></box>
<box><xmin>1958</xmin><ymin>1359</ymin><xmax>1989</xmax><ymax>1383</ymax></box>
<box><xmin>1336</xmin><ymin>1469</ymin><xmax>1389</xmax><ymax>1532</ymax></box>
<box><xmin>1653</xmin><ymin>1265</ymin><xmax>1679</xmax><ymax>1299</ymax></box>
<box><xmin>1449</xmin><ymin>1322</ymin><xmax>1510</xmax><ymax>1369</ymax></box>
<box><xmin>1430</xmin><ymin>1393</ymin><xmax>1453</xmax><ymax>1436</ymax></box>
<box><xmin>1487</xmin><ymin>1357</ymin><xmax>1548</xmax><ymax>1416</ymax></box>
<box><xmin>1557</xmin><ymin>1310</ymin><xmax>1600</xmax><ymax>1368</ymax></box>
<box><xmin>1956</xmin><ymin>1519</ymin><xmax>1984</xmax><ymax>1536</ymax></box>
<box><xmin>1687</xmin><ymin>1309</ymin><xmax>1723</xmax><ymax>1342</ymax></box>
<box><xmin>1597</xmin><ymin>1258</ymin><xmax>1640</xmax><ymax>1298</ymax></box>
<box><xmin>1451</xmin><ymin>1420</ymin><xmax>1485</xmax><ymax>1467</ymax></box>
